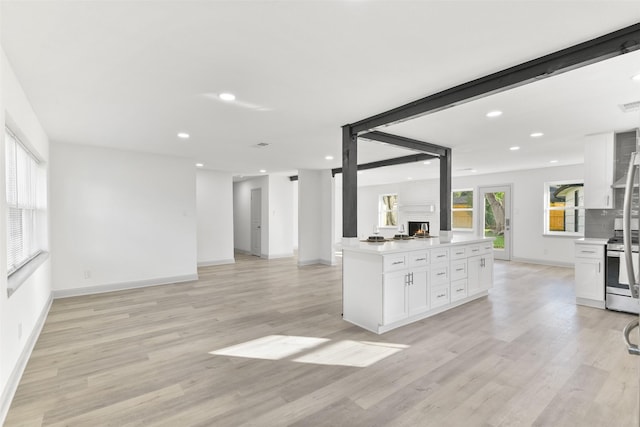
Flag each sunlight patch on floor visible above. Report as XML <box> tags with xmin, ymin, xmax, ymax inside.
<box><xmin>209</xmin><ymin>335</ymin><xmax>409</xmax><ymax>367</ymax></box>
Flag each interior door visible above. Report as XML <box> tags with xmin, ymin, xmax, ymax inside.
<box><xmin>250</xmin><ymin>188</ymin><xmax>262</xmax><ymax>257</ymax></box>
<box><xmin>479</xmin><ymin>185</ymin><xmax>511</xmax><ymax>261</ymax></box>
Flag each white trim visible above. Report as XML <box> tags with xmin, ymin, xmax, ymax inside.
<box><xmin>511</xmin><ymin>257</ymin><xmax>573</xmax><ymax>268</ymax></box>
<box><xmin>234</xmin><ymin>249</ymin><xmax>252</xmax><ymax>255</ymax></box>
<box><xmin>7</xmin><ymin>252</ymin><xmax>49</xmax><ymax>297</ymax></box>
<box><xmin>266</xmin><ymin>253</ymin><xmax>294</xmax><ymax>260</ymax></box>
<box><xmin>576</xmin><ymin>297</ymin><xmax>606</xmax><ymax>309</ymax></box>
<box><xmin>0</xmin><ymin>294</ymin><xmax>52</xmax><ymax>426</ymax></box>
<box><xmin>197</xmin><ymin>258</ymin><xmax>235</xmax><ymax>267</ymax></box>
<box><xmin>52</xmin><ymin>274</ymin><xmax>198</xmax><ymax>299</ymax></box>
<box><xmin>297</xmin><ymin>258</ymin><xmax>336</xmax><ymax>267</ymax></box>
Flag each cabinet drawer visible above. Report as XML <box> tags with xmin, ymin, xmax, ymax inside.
<box><xmin>408</xmin><ymin>251</ymin><xmax>429</xmax><ymax>268</ymax></box>
<box><xmin>450</xmin><ymin>246</ymin><xmax>467</xmax><ymax>259</ymax></box>
<box><xmin>431</xmin><ymin>284</ymin><xmax>450</xmax><ymax>308</ymax></box>
<box><xmin>451</xmin><ymin>279</ymin><xmax>468</xmax><ymax>302</ymax></box>
<box><xmin>430</xmin><ymin>264</ymin><xmax>449</xmax><ymax>285</ymax></box>
<box><xmin>574</xmin><ymin>244</ymin><xmax>604</xmax><ymax>259</ymax></box>
<box><xmin>469</xmin><ymin>244</ymin><xmax>482</xmax><ymax>256</ymax></box>
<box><xmin>383</xmin><ymin>254</ymin><xmax>407</xmax><ymax>272</ymax></box>
<box><xmin>481</xmin><ymin>242</ymin><xmax>493</xmax><ymax>254</ymax></box>
<box><xmin>451</xmin><ymin>260</ymin><xmax>468</xmax><ymax>281</ymax></box>
<box><xmin>431</xmin><ymin>248</ymin><xmax>450</xmax><ymax>264</ymax></box>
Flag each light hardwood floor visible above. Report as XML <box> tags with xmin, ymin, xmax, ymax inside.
<box><xmin>5</xmin><ymin>254</ymin><xmax>639</xmax><ymax>426</ymax></box>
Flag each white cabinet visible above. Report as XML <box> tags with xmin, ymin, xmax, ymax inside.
<box><xmin>584</xmin><ymin>133</ymin><xmax>614</xmax><ymax>209</ymax></box>
<box><xmin>342</xmin><ymin>239</ymin><xmax>494</xmax><ymax>334</ymax></box>
<box><xmin>468</xmin><ymin>252</ymin><xmax>493</xmax><ymax>295</ymax></box>
<box><xmin>574</xmin><ymin>243</ymin><xmax>605</xmax><ymax>307</ymax></box>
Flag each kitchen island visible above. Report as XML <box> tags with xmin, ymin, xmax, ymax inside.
<box><xmin>342</xmin><ymin>236</ymin><xmax>494</xmax><ymax>334</ymax></box>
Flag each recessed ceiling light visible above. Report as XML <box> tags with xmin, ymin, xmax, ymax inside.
<box><xmin>219</xmin><ymin>93</ymin><xmax>236</xmax><ymax>101</ymax></box>
<box><xmin>510</xmin><ymin>146</ymin><xmax>520</xmax><ymax>151</ymax></box>
<box><xmin>486</xmin><ymin>110</ymin><xmax>502</xmax><ymax>118</ymax></box>
<box><xmin>177</xmin><ymin>132</ymin><xmax>190</xmax><ymax>139</ymax></box>
<box><xmin>195</xmin><ymin>163</ymin><xmax>204</xmax><ymax>168</ymax></box>
<box><xmin>530</xmin><ymin>132</ymin><xmax>544</xmax><ymax>138</ymax></box>
<box><xmin>470</xmin><ymin>169</ymin><xmax>477</xmax><ymax>173</ymax></box>
<box><xmin>259</xmin><ymin>169</ymin><xmax>267</xmax><ymax>173</ymax></box>
<box><xmin>550</xmin><ymin>160</ymin><xmax>558</xmax><ymax>163</ymax></box>
<box><xmin>407</xmin><ymin>177</ymin><xmax>413</xmax><ymax>180</ymax></box>
<box><xmin>423</xmin><ymin>161</ymin><xmax>431</xmax><ymax>165</ymax></box>
<box><xmin>357</xmin><ymin>171</ymin><xmax>363</xmax><ymax>175</ymax></box>
<box><xmin>632</xmin><ymin>74</ymin><xmax>640</xmax><ymax>82</ymax></box>
<box><xmin>325</xmin><ymin>155</ymin><xmax>334</xmax><ymax>160</ymax></box>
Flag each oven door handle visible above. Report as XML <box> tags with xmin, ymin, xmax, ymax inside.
<box><xmin>623</xmin><ymin>318</ymin><xmax>640</xmax><ymax>356</ymax></box>
<box><xmin>623</xmin><ymin>151</ymin><xmax>639</xmax><ymax>299</ymax></box>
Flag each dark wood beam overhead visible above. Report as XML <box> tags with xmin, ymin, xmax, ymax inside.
<box><xmin>439</xmin><ymin>148</ymin><xmax>452</xmax><ymax>231</ymax></box>
<box><xmin>331</xmin><ymin>152</ymin><xmax>438</xmax><ymax>177</ymax></box>
<box><xmin>350</xmin><ymin>22</ymin><xmax>640</xmax><ymax>133</ymax></box>
<box><xmin>360</xmin><ymin>131</ymin><xmax>447</xmax><ymax>157</ymax></box>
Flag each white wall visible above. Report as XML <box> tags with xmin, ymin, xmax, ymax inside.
<box><xmin>50</xmin><ymin>143</ymin><xmax>198</xmax><ymax>296</ymax></box>
<box><xmin>358</xmin><ymin>164</ymin><xmax>584</xmax><ymax>266</ymax></box>
<box><xmin>233</xmin><ymin>176</ymin><xmax>268</xmax><ymax>255</ymax></box>
<box><xmin>1</xmin><ymin>48</ymin><xmax>52</xmax><ymax>423</ymax></box>
<box><xmin>358</xmin><ymin>179</ymin><xmax>439</xmax><ymax>239</ymax></box>
<box><xmin>196</xmin><ymin>170</ymin><xmax>234</xmax><ymax>266</ymax></box>
<box><xmin>268</xmin><ymin>175</ymin><xmax>294</xmax><ymax>258</ymax></box>
<box><xmin>298</xmin><ymin>169</ymin><xmax>335</xmax><ymax>266</ymax></box>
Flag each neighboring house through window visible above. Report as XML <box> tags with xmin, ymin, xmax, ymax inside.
<box><xmin>544</xmin><ymin>181</ymin><xmax>584</xmax><ymax>235</ymax></box>
<box><xmin>452</xmin><ymin>189</ymin><xmax>473</xmax><ymax>231</ymax></box>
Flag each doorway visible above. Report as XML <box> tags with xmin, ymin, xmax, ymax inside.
<box><xmin>250</xmin><ymin>188</ymin><xmax>262</xmax><ymax>257</ymax></box>
<box><xmin>479</xmin><ymin>185</ymin><xmax>512</xmax><ymax>261</ymax></box>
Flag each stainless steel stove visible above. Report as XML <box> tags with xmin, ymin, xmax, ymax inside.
<box><xmin>606</xmin><ymin>218</ymin><xmax>640</xmax><ymax>314</ymax></box>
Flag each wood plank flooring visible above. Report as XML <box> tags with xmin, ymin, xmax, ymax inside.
<box><xmin>4</xmin><ymin>254</ymin><xmax>639</xmax><ymax>426</ymax></box>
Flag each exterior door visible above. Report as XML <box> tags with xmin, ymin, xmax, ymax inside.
<box><xmin>479</xmin><ymin>185</ymin><xmax>512</xmax><ymax>261</ymax></box>
<box><xmin>250</xmin><ymin>188</ymin><xmax>262</xmax><ymax>257</ymax></box>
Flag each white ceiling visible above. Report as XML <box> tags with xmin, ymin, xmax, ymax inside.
<box><xmin>1</xmin><ymin>1</ymin><xmax>639</xmax><ymax>186</ymax></box>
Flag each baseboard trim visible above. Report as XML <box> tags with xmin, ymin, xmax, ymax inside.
<box><xmin>234</xmin><ymin>249</ymin><xmax>251</xmax><ymax>255</ymax></box>
<box><xmin>511</xmin><ymin>257</ymin><xmax>573</xmax><ymax>268</ymax></box>
<box><xmin>298</xmin><ymin>258</ymin><xmax>336</xmax><ymax>267</ymax></box>
<box><xmin>576</xmin><ymin>297</ymin><xmax>606</xmax><ymax>309</ymax></box>
<box><xmin>0</xmin><ymin>293</ymin><xmax>52</xmax><ymax>426</ymax></box>
<box><xmin>52</xmin><ymin>274</ymin><xmax>199</xmax><ymax>299</ymax></box>
<box><xmin>198</xmin><ymin>258</ymin><xmax>235</xmax><ymax>267</ymax></box>
<box><xmin>266</xmin><ymin>253</ymin><xmax>294</xmax><ymax>260</ymax></box>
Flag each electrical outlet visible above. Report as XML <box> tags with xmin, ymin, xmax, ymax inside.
<box><xmin>84</xmin><ymin>270</ymin><xmax>91</xmax><ymax>279</ymax></box>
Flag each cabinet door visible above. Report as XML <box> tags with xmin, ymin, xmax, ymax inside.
<box><xmin>575</xmin><ymin>258</ymin><xmax>604</xmax><ymax>301</ymax></box>
<box><xmin>468</xmin><ymin>255</ymin><xmax>482</xmax><ymax>295</ymax></box>
<box><xmin>479</xmin><ymin>255</ymin><xmax>493</xmax><ymax>291</ymax></box>
<box><xmin>383</xmin><ymin>271</ymin><xmax>408</xmax><ymax>324</ymax></box>
<box><xmin>584</xmin><ymin>133</ymin><xmax>614</xmax><ymax>209</ymax></box>
<box><xmin>408</xmin><ymin>268</ymin><xmax>429</xmax><ymax>315</ymax></box>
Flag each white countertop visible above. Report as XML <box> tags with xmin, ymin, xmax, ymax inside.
<box><xmin>340</xmin><ymin>235</ymin><xmax>493</xmax><ymax>254</ymax></box>
<box><xmin>575</xmin><ymin>238</ymin><xmax>609</xmax><ymax>246</ymax></box>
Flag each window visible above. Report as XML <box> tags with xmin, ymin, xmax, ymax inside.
<box><xmin>544</xmin><ymin>181</ymin><xmax>584</xmax><ymax>235</ymax></box>
<box><xmin>378</xmin><ymin>194</ymin><xmax>398</xmax><ymax>227</ymax></box>
<box><xmin>5</xmin><ymin>127</ymin><xmax>44</xmax><ymax>275</ymax></box>
<box><xmin>452</xmin><ymin>189</ymin><xmax>473</xmax><ymax>230</ymax></box>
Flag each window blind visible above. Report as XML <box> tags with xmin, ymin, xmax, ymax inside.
<box><xmin>5</xmin><ymin>128</ymin><xmax>41</xmax><ymax>275</ymax></box>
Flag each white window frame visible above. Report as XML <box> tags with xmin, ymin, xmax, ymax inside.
<box><xmin>452</xmin><ymin>188</ymin><xmax>474</xmax><ymax>232</ymax></box>
<box><xmin>378</xmin><ymin>193</ymin><xmax>398</xmax><ymax>228</ymax></box>
<box><xmin>5</xmin><ymin>127</ymin><xmax>44</xmax><ymax>277</ymax></box>
<box><xmin>543</xmin><ymin>180</ymin><xmax>585</xmax><ymax>237</ymax></box>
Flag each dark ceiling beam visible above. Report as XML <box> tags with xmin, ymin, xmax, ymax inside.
<box><xmin>349</xmin><ymin>22</ymin><xmax>640</xmax><ymax>134</ymax></box>
<box><xmin>288</xmin><ymin>152</ymin><xmax>438</xmax><ymax>181</ymax></box>
<box><xmin>360</xmin><ymin>131</ymin><xmax>448</xmax><ymax>157</ymax></box>
<box><xmin>332</xmin><ymin>152</ymin><xmax>438</xmax><ymax>177</ymax></box>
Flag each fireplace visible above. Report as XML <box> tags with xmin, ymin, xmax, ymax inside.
<box><xmin>408</xmin><ymin>221</ymin><xmax>430</xmax><ymax>236</ymax></box>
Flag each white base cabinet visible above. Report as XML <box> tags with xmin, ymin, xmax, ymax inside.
<box><xmin>343</xmin><ymin>239</ymin><xmax>493</xmax><ymax>334</ymax></box>
<box><xmin>574</xmin><ymin>242</ymin><xmax>605</xmax><ymax>308</ymax></box>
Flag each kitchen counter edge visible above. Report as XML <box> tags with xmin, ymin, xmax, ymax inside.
<box><xmin>339</xmin><ymin>236</ymin><xmax>494</xmax><ymax>255</ymax></box>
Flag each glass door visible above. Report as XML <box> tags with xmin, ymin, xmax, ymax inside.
<box><xmin>479</xmin><ymin>185</ymin><xmax>511</xmax><ymax>261</ymax></box>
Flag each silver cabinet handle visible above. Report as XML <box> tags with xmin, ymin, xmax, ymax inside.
<box><xmin>623</xmin><ymin>319</ymin><xmax>640</xmax><ymax>356</ymax></box>
<box><xmin>580</xmin><ymin>250</ymin><xmax>596</xmax><ymax>254</ymax></box>
<box><xmin>623</xmin><ymin>151</ymin><xmax>639</xmax><ymax>299</ymax></box>
<box><xmin>437</xmin><ymin>254</ymin><xmax>446</xmax><ymax>258</ymax></box>
<box><xmin>456</xmin><ymin>267</ymin><xmax>464</xmax><ymax>272</ymax></box>
<box><xmin>392</xmin><ymin>261</ymin><xmax>404</xmax><ymax>265</ymax></box>
<box><xmin>415</xmin><ymin>257</ymin><xmax>426</xmax><ymax>262</ymax></box>
<box><xmin>598</xmin><ymin>262</ymin><xmax>601</xmax><ymax>273</ymax></box>
<box><xmin>437</xmin><ymin>272</ymin><xmax>446</xmax><ymax>276</ymax></box>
